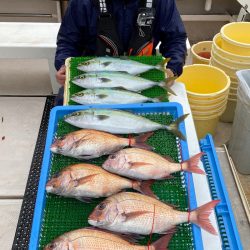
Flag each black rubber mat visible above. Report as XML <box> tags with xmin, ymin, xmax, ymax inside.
<box><xmin>12</xmin><ymin>96</ymin><xmax>55</xmax><ymax>250</ymax></box>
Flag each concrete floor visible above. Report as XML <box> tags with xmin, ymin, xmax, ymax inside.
<box><xmin>0</xmin><ymin>58</ymin><xmax>249</xmax><ymax>249</ymax></box>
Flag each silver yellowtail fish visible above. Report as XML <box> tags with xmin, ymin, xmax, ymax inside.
<box><xmin>71</xmin><ymin>88</ymin><xmax>165</xmax><ymax>105</ymax></box>
<box><xmin>72</xmin><ymin>71</ymin><xmax>176</xmax><ymax>95</ymax></box>
<box><xmin>44</xmin><ymin>227</ymin><xmax>174</xmax><ymax>250</ymax></box>
<box><xmin>77</xmin><ymin>57</ymin><xmax>170</xmax><ymax>75</ymax></box>
<box><xmin>46</xmin><ymin>164</ymin><xmax>155</xmax><ymax>202</ymax></box>
<box><xmin>89</xmin><ymin>192</ymin><xmax>220</xmax><ymax>235</ymax></box>
<box><xmin>50</xmin><ymin>129</ymin><xmax>153</xmax><ymax>159</ymax></box>
<box><xmin>64</xmin><ymin>109</ymin><xmax>189</xmax><ymax>141</ymax></box>
<box><xmin>102</xmin><ymin>148</ymin><xmax>205</xmax><ymax>180</ymax></box>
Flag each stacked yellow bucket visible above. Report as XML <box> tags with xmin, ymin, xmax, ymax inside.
<box><xmin>177</xmin><ymin>64</ymin><xmax>230</xmax><ymax>139</ymax></box>
<box><xmin>210</xmin><ymin>22</ymin><xmax>250</xmax><ymax>122</ymax></box>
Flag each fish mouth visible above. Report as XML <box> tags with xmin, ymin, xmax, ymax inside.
<box><xmin>50</xmin><ymin>145</ymin><xmax>58</xmax><ymax>153</ymax></box>
<box><xmin>88</xmin><ymin>218</ymin><xmax>98</xmax><ymax>226</ymax></box>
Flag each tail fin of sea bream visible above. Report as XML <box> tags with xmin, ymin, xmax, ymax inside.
<box><xmin>166</xmin><ymin>114</ymin><xmax>189</xmax><ymax>141</ymax></box>
<box><xmin>191</xmin><ymin>200</ymin><xmax>220</xmax><ymax>235</ymax></box>
<box><xmin>130</xmin><ymin>132</ymin><xmax>154</xmax><ymax>151</ymax></box>
<box><xmin>181</xmin><ymin>152</ymin><xmax>206</xmax><ymax>175</ymax></box>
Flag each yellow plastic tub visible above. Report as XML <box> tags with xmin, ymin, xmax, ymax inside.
<box><xmin>210</xmin><ymin>56</ymin><xmax>237</xmax><ymax>79</ymax></box>
<box><xmin>229</xmin><ymin>87</ymin><xmax>238</xmax><ymax>95</ymax></box>
<box><xmin>193</xmin><ymin>108</ymin><xmax>226</xmax><ymax>138</ymax></box>
<box><xmin>177</xmin><ymin>64</ymin><xmax>230</xmax><ymax>97</ymax></box>
<box><xmin>212</xmin><ymin>33</ymin><xmax>250</xmax><ymax>62</ymax></box>
<box><xmin>220</xmin><ymin>98</ymin><xmax>237</xmax><ymax>122</ymax></box>
<box><xmin>188</xmin><ymin>94</ymin><xmax>228</xmax><ymax>106</ymax></box>
<box><xmin>191</xmin><ymin>41</ymin><xmax>212</xmax><ymax>64</ymax></box>
<box><xmin>191</xmin><ymin>103</ymin><xmax>227</xmax><ymax>116</ymax></box>
<box><xmin>190</xmin><ymin>98</ymin><xmax>227</xmax><ymax>112</ymax></box>
<box><xmin>221</xmin><ymin>22</ymin><xmax>250</xmax><ymax>56</ymax></box>
<box><xmin>211</xmin><ymin>49</ymin><xmax>250</xmax><ymax>69</ymax></box>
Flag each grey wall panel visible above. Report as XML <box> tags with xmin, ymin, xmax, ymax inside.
<box><xmin>0</xmin><ymin>0</ymin><xmax>58</xmax><ymax>22</ymax></box>
<box><xmin>176</xmin><ymin>0</ymin><xmax>241</xmax><ymax>15</ymax></box>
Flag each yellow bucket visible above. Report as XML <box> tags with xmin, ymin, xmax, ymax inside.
<box><xmin>190</xmin><ymin>98</ymin><xmax>228</xmax><ymax>112</ymax></box>
<box><xmin>188</xmin><ymin>94</ymin><xmax>228</xmax><ymax>106</ymax></box>
<box><xmin>212</xmin><ymin>33</ymin><xmax>250</xmax><ymax>62</ymax></box>
<box><xmin>210</xmin><ymin>56</ymin><xmax>237</xmax><ymax>79</ymax></box>
<box><xmin>221</xmin><ymin>22</ymin><xmax>250</xmax><ymax>56</ymax></box>
<box><xmin>220</xmin><ymin>98</ymin><xmax>237</xmax><ymax>122</ymax></box>
<box><xmin>177</xmin><ymin>64</ymin><xmax>230</xmax><ymax>97</ymax></box>
<box><xmin>191</xmin><ymin>41</ymin><xmax>212</xmax><ymax>64</ymax></box>
<box><xmin>193</xmin><ymin>108</ymin><xmax>226</xmax><ymax>138</ymax></box>
<box><xmin>211</xmin><ymin>49</ymin><xmax>250</xmax><ymax>69</ymax></box>
<box><xmin>229</xmin><ymin>87</ymin><xmax>237</xmax><ymax>95</ymax></box>
<box><xmin>191</xmin><ymin>103</ymin><xmax>227</xmax><ymax>116</ymax></box>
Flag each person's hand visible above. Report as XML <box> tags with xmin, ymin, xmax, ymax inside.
<box><xmin>165</xmin><ymin>68</ymin><xmax>176</xmax><ymax>87</ymax></box>
<box><xmin>56</xmin><ymin>65</ymin><xmax>66</xmax><ymax>85</ymax></box>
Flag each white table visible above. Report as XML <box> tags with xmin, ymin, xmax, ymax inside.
<box><xmin>0</xmin><ymin>22</ymin><xmax>61</xmax><ymax>94</ymax></box>
<box><xmin>170</xmin><ymin>83</ymin><xmax>222</xmax><ymax>250</ymax></box>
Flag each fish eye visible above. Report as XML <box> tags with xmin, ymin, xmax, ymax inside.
<box><xmin>79</xmin><ymin>93</ymin><xmax>84</xmax><ymax>96</ymax></box>
<box><xmin>110</xmin><ymin>155</ymin><xmax>116</xmax><ymax>159</ymax></box>
<box><xmin>98</xmin><ymin>203</ymin><xmax>106</xmax><ymax>210</ymax></box>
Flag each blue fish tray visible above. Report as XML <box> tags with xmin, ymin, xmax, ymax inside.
<box><xmin>29</xmin><ymin>102</ymin><xmax>204</xmax><ymax>249</ymax></box>
<box><xmin>199</xmin><ymin>135</ymin><xmax>243</xmax><ymax>250</ymax></box>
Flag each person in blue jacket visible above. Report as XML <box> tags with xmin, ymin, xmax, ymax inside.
<box><xmin>55</xmin><ymin>0</ymin><xmax>187</xmax><ymax>104</ymax></box>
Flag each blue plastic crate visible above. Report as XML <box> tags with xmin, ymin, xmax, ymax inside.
<box><xmin>200</xmin><ymin>135</ymin><xmax>243</xmax><ymax>250</ymax></box>
<box><xmin>29</xmin><ymin>102</ymin><xmax>203</xmax><ymax>249</ymax></box>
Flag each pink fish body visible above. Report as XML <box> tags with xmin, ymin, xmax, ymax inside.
<box><xmin>88</xmin><ymin>192</ymin><xmax>220</xmax><ymax>236</ymax></box>
<box><xmin>103</xmin><ymin>148</ymin><xmax>205</xmax><ymax>180</ymax></box>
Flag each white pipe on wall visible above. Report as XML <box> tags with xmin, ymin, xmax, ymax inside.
<box><xmin>205</xmin><ymin>0</ymin><xmax>212</xmax><ymax>11</ymax></box>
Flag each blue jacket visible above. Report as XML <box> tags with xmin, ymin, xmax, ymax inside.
<box><xmin>55</xmin><ymin>0</ymin><xmax>187</xmax><ymax>76</ymax></box>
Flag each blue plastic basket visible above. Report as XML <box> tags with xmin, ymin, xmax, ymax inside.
<box><xmin>29</xmin><ymin>102</ymin><xmax>203</xmax><ymax>249</ymax></box>
<box><xmin>200</xmin><ymin>135</ymin><xmax>243</xmax><ymax>250</ymax></box>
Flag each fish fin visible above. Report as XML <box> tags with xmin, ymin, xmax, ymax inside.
<box><xmin>151</xmin><ymin>230</ymin><xmax>175</xmax><ymax>250</ymax></box>
<box><xmin>121</xmin><ymin>211</ymin><xmax>153</xmax><ymax>221</ymax></box>
<box><xmin>101</xmin><ymin>62</ymin><xmax>112</xmax><ymax>67</ymax></box>
<box><xmin>133</xmin><ymin>180</ymin><xmax>157</xmax><ymax>199</ymax></box>
<box><xmin>163</xmin><ymin>155</ymin><xmax>176</xmax><ymax>163</ymax></box>
<box><xmin>182</xmin><ymin>152</ymin><xmax>206</xmax><ymax>175</ymax></box>
<box><xmin>155</xmin><ymin>58</ymin><xmax>171</xmax><ymax>72</ymax></box>
<box><xmin>96</xmin><ymin>94</ymin><xmax>108</xmax><ymax>99</ymax></box>
<box><xmin>191</xmin><ymin>200</ymin><xmax>220</xmax><ymax>235</ymax></box>
<box><xmin>112</xmin><ymin>87</ymin><xmax>127</xmax><ymax>91</ymax></box>
<box><xmin>166</xmin><ymin>114</ymin><xmax>189</xmax><ymax>141</ymax></box>
<box><xmin>129</xmin><ymin>162</ymin><xmax>153</xmax><ymax>169</ymax></box>
<box><xmin>73</xmin><ymin>174</ymin><xmax>99</xmax><ymax>187</ymax></box>
<box><xmin>159</xmin><ymin>78</ymin><xmax>178</xmax><ymax>96</ymax></box>
<box><xmin>130</xmin><ymin>132</ymin><xmax>154</xmax><ymax>150</ymax></box>
<box><xmin>76</xmin><ymin>197</ymin><xmax>94</xmax><ymax>203</ymax></box>
<box><xmin>99</xmin><ymin>77</ymin><xmax>111</xmax><ymax>83</ymax></box>
<box><xmin>95</xmin><ymin>114</ymin><xmax>109</xmax><ymax>120</ymax></box>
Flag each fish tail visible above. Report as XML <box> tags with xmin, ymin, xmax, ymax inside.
<box><xmin>165</xmin><ymin>114</ymin><xmax>189</xmax><ymax>141</ymax></box>
<box><xmin>132</xmin><ymin>180</ymin><xmax>157</xmax><ymax>199</ymax></box>
<box><xmin>151</xmin><ymin>232</ymin><xmax>175</xmax><ymax>250</ymax></box>
<box><xmin>191</xmin><ymin>200</ymin><xmax>220</xmax><ymax>235</ymax></box>
<box><xmin>155</xmin><ymin>57</ymin><xmax>171</xmax><ymax>72</ymax></box>
<box><xmin>181</xmin><ymin>152</ymin><xmax>206</xmax><ymax>175</ymax></box>
<box><xmin>159</xmin><ymin>78</ymin><xmax>177</xmax><ymax>96</ymax></box>
<box><xmin>130</xmin><ymin>132</ymin><xmax>154</xmax><ymax>150</ymax></box>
